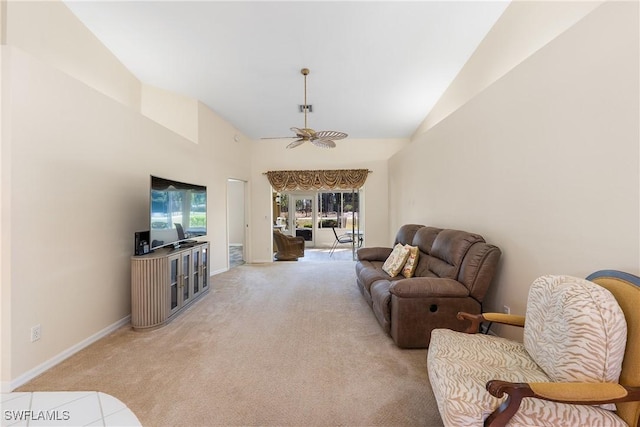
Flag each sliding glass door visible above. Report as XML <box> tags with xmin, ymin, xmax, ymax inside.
<box><xmin>280</xmin><ymin>190</ymin><xmax>362</xmax><ymax>255</ymax></box>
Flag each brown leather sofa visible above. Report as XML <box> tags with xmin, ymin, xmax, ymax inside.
<box><xmin>273</xmin><ymin>230</ymin><xmax>305</xmax><ymax>261</ymax></box>
<box><xmin>356</xmin><ymin>224</ymin><xmax>501</xmax><ymax>348</ymax></box>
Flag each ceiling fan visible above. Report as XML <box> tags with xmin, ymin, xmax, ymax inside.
<box><xmin>263</xmin><ymin>68</ymin><xmax>348</xmax><ymax>149</ymax></box>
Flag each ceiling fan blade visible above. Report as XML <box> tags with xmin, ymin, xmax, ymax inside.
<box><xmin>311</xmin><ymin>139</ymin><xmax>336</xmax><ymax>149</ymax></box>
<box><xmin>291</xmin><ymin>127</ymin><xmax>314</xmax><ymax>138</ymax></box>
<box><xmin>314</xmin><ymin>130</ymin><xmax>348</xmax><ymax>140</ymax></box>
<box><xmin>260</xmin><ymin>136</ymin><xmax>297</xmax><ymax>140</ymax></box>
<box><xmin>286</xmin><ymin>139</ymin><xmax>306</xmax><ymax>149</ymax></box>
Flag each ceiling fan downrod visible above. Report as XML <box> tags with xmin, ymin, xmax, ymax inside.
<box><xmin>301</xmin><ymin>68</ymin><xmax>309</xmax><ymax>129</ymax></box>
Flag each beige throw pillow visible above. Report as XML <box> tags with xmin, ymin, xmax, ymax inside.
<box><xmin>382</xmin><ymin>243</ymin><xmax>411</xmax><ymax>278</ymax></box>
<box><xmin>401</xmin><ymin>245</ymin><xmax>420</xmax><ymax>278</ymax></box>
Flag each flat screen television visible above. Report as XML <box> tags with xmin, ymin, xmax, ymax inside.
<box><xmin>149</xmin><ymin>175</ymin><xmax>207</xmax><ymax>250</ymax></box>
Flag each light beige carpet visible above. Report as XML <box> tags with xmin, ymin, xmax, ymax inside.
<box><xmin>18</xmin><ymin>261</ymin><xmax>444</xmax><ymax>426</ymax></box>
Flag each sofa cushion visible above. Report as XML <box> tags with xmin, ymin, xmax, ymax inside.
<box><xmin>428</xmin><ymin>230</ymin><xmax>485</xmax><ymax>279</ymax></box>
<box><xmin>411</xmin><ymin>226</ymin><xmax>442</xmax><ymax>255</ymax></box>
<box><xmin>394</xmin><ymin>224</ymin><xmax>425</xmax><ymax>246</ymax></box>
<box><xmin>401</xmin><ymin>245</ymin><xmax>420</xmax><ymax>278</ymax></box>
<box><xmin>371</xmin><ymin>280</ymin><xmax>392</xmax><ymax>332</ymax></box>
<box><xmin>356</xmin><ymin>261</ymin><xmax>387</xmax><ymax>292</ymax></box>
<box><xmin>524</xmin><ymin>275</ymin><xmax>627</xmax><ymax>387</ymax></box>
<box><xmin>382</xmin><ymin>244</ymin><xmax>410</xmax><ymax>277</ymax></box>
<box><xmin>428</xmin><ymin>329</ymin><xmax>627</xmax><ymax>427</ymax></box>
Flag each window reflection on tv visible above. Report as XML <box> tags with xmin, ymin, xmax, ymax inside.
<box><xmin>149</xmin><ymin>176</ymin><xmax>207</xmax><ymax>249</ymax></box>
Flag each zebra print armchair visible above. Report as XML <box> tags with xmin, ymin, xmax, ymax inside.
<box><xmin>427</xmin><ymin>271</ymin><xmax>640</xmax><ymax>427</ymax></box>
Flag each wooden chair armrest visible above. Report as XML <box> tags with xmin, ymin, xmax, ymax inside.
<box><xmin>457</xmin><ymin>312</ymin><xmax>526</xmax><ymax>333</ymax></box>
<box><xmin>484</xmin><ymin>380</ymin><xmax>640</xmax><ymax>427</ymax></box>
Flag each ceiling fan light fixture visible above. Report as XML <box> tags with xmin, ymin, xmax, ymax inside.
<box><xmin>263</xmin><ymin>67</ymin><xmax>347</xmax><ymax>149</ymax></box>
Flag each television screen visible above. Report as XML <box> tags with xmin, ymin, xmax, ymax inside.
<box><xmin>149</xmin><ymin>176</ymin><xmax>207</xmax><ymax>249</ymax></box>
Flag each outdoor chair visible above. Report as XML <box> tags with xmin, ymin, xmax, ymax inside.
<box><xmin>329</xmin><ymin>226</ymin><xmax>354</xmax><ymax>257</ymax></box>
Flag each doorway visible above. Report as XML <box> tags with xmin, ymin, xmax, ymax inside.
<box><xmin>278</xmin><ymin>189</ymin><xmax>363</xmax><ymax>259</ymax></box>
<box><xmin>289</xmin><ymin>193</ymin><xmax>316</xmax><ymax>247</ymax></box>
<box><xmin>227</xmin><ymin>179</ymin><xmax>246</xmax><ymax>268</ymax></box>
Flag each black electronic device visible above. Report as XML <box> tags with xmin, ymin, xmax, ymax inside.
<box><xmin>134</xmin><ymin>230</ymin><xmax>151</xmax><ymax>255</ymax></box>
<box><xmin>149</xmin><ymin>176</ymin><xmax>207</xmax><ymax>250</ymax></box>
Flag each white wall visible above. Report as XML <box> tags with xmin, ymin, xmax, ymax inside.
<box><xmin>390</xmin><ymin>1</ymin><xmax>639</xmax><ymax>339</ymax></box>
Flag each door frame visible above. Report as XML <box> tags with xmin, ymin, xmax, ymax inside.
<box><xmin>288</xmin><ymin>192</ymin><xmax>316</xmax><ymax>247</ymax></box>
<box><xmin>227</xmin><ymin>178</ymin><xmax>247</xmax><ymax>268</ymax></box>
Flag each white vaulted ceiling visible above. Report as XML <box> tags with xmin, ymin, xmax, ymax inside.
<box><xmin>63</xmin><ymin>1</ymin><xmax>509</xmax><ymax>139</ymax></box>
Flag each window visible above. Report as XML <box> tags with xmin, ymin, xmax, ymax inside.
<box><xmin>317</xmin><ymin>191</ymin><xmax>359</xmax><ymax>229</ymax></box>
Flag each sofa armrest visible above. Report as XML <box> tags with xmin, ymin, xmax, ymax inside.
<box><xmin>389</xmin><ymin>277</ymin><xmax>469</xmax><ymax>298</ymax></box>
<box><xmin>357</xmin><ymin>247</ymin><xmax>392</xmax><ymax>262</ymax></box>
<box><xmin>484</xmin><ymin>380</ymin><xmax>640</xmax><ymax>427</ymax></box>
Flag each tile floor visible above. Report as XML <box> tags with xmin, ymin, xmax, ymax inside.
<box><xmin>1</xmin><ymin>391</ymin><xmax>140</xmax><ymax>427</ymax></box>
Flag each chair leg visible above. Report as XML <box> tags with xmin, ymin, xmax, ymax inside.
<box><xmin>329</xmin><ymin>240</ymin><xmax>339</xmax><ymax>257</ymax></box>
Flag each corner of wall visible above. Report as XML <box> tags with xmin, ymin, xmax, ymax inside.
<box><xmin>411</xmin><ymin>0</ymin><xmax>605</xmax><ymax>139</ymax></box>
<box><xmin>141</xmin><ymin>84</ymin><xmax>199</xmax><ymax>143</ymax></box>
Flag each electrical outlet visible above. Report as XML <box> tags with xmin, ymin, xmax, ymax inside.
<box><xmin>30</xmin><ymin>324</ymin><xmax>41</xmax><ymax>342</ymax></box>
<box><xmin>503</xmin><ymin>305</ymin><xmax>511</xmax><ymax>315</ymax></box>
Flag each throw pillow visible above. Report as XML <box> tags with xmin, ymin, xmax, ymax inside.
<box><xmin>382</xmin><ymin>243</ymin><xmax>411</xmax><ymax>278</ymax></box>
<box><xmin>401</xmin><ymin>245</ymin><xmax>420</xmax><ymax>278</ymax></box>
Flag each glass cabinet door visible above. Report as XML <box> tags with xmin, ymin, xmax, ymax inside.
<box><xmin>169</xmin><ymin>255</ymin><xmax>179</xmax><ymax>315</ymax></box>
<box><xmin>201</xmin><ymin>245</ymin><xmax>208</xmax><ymax>290</ymax></box>
<box><xmin>193</xmin><ymin>249</ymin><xmax>200</xmax><ymax>296</ymax></box>
<box><xmin>166</xmin><ymin>244</ymin><xmax>209</xmax><ymax>319</ymax></box>
<box><xmin>181</xmin><ymin>252</ymin><xmax>191</xmax><ymax>305</ymax></box>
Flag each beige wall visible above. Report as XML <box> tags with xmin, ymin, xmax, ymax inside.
<box><xmin>1</xmin><ymin>1</ymin><xmax>251</xmax><ymax>389</ymax></box>
<box><xmin>141</xmin><ymin>84</ymin><xmax>199</xmax><ymax>143</ymax></box>
<box><xmin>390</xmin><ymin>1</ymin><xmax>639</xmax><ymax>339</ymax></box>
<box><xmin>6</xmin><ymin>0</ymin><xmax>141</xmax><ymax>109</ymax></box>
<box><xmin>413</xmin><ymin>0</ymin><xmax>604</xmax><ymax>135</ymax></box>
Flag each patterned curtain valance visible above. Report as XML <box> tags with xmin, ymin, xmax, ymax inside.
<box><xmin>265</xmin><ymin>169</ymin><xmax>370</xmax><ymax>191</ymax></box>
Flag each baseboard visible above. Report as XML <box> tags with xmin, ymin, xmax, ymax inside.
<box><xmin>8</xmin><ymin>315</ymin><xmax>131</xmax><ymax>392</ymax></box>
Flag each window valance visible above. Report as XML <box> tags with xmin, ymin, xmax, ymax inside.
<box><xmin>265</xmin><ymin>169</ymin><xmax>370</xmax><ymax>191</ymax></box>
